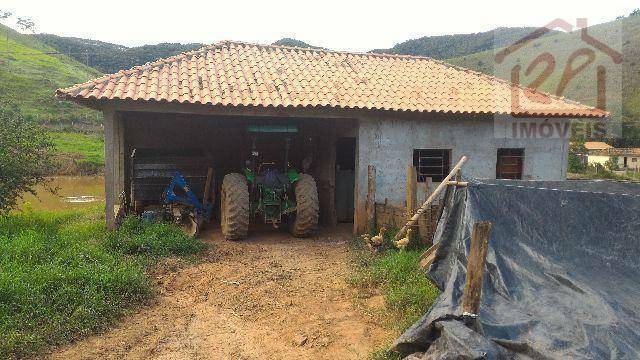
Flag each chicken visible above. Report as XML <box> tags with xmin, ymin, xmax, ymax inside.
<box><xmin>394</xmin><ymin>228</ymin><xmax>412</xmax><ymax>250</ymax></box>
<box><xmin>361</xmin><ymin>227</ymin><xmax>388</xmax><ymax>253</ymax></box>
<box><xmin>369</xmin><ymin>227</ymin><xmax>388</xmax><ymax>248</ymax></box>
<box><xmin>361</xmin><ymin>234</ymin><xmax>371</xmax><ymax>247</ymax></box>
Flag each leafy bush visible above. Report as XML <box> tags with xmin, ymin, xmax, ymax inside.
<box><xmin>568</xmin><ymin>142</ymin><xmax>587</xmax><ymax>173</ymax></box>
<box><xmin>0</xmin><ymin>104</ymin><xmax>54</xmax><ymax>213</ymax></box>
<box><xmin>605</xmin><ymin>156</ymin><xmax>620</xmax><ymax>171</ymax></box>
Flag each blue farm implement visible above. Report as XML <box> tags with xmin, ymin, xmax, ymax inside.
<box><xmin>162</xmin><ymin>170</ymin><xmax>214</xmax><ymax>236</ymax></box>
<box><xmin>126</xmin><ymin>148</ymin><xmax>215</xmax><ymax>236</ymax></box>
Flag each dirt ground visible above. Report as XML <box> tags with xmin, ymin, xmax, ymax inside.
<box><xmin>48</xmin><ymin>224</ymin><xmax>390</xmax><ymax>360</ymax></box>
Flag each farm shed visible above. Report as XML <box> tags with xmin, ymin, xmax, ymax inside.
<box><xmin>56</xmin><ymin>41</ymin><xmax>607</xmax><ymax>232</ymax></box>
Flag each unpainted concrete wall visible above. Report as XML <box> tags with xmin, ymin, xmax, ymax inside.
<box><xmin>353</xmin><ymin>114</ymin><xmax>570</xmax><ymax>232</ymax></box>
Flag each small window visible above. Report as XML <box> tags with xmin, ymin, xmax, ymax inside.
<box><xmin>496</xmin><ymin>148</ymin><xmax>524</xmax><ymax>179</ymax></box>
<box><xmin>633</xmin><ymin>158</ymin><xmax>638</xmax><ymax>162</ymax></box>
<box><xmin>413</xmin><ymin>149</ymin><xmax>451</xmax><ymax>182</ymax></box>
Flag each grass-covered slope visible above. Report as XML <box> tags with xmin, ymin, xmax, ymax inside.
<box><xmin>0</xmin><ymin>24</ymin><xmax>101</xmax><ymax>124</ymax></box>
<box><xmin>447</xmin><ymin>15</ymin><xmax>640</xmax><ymax>128</ymax></box>
<box><xmin>0</xmin><ymin>205</ymin><xmax>205</xmax><ymax>358</ymax></box>
<box><xmin>49</xmin><ymin>131</ymin><xmax>105</xmax><ymax>174</ymax></box>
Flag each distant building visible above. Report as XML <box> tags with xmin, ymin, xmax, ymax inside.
<box><xmin>584</xmin><ymin>142</ymin><xmax>614</xmax><ymax>167</ymax></box>
<box><xmin>588</xmin><ymin>148</ymin><xmax>640</xmax><ymax>170</ymax></box>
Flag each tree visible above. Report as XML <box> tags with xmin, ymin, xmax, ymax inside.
<box><xmin>0</xmin><ymin>104</ymin><xmax>54</xmax><ymax>214</ymax></box>
<box><xmin>568</xmin><ymin>142</ymin><xmax>587</xmax><ymax>173</ymax></box>
<box><xmin>605</xmin><ymin>157</ymin><xmax>620</xmax><ymax>171</ymax></box>
<box><xmin>16</xmin><ymin>17</ymin><xmax>36</xmax><ymax>33</ymax></box>
<box><xmin>0</xmin><ymin>10</ymin><xmax>11</xmax><ymax>20</ymax></box>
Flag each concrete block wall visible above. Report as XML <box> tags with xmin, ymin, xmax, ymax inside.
<box><xmin>353</xmin><ymin>114</ymin><xmax>570</xmax><ymax>232</ymax></box>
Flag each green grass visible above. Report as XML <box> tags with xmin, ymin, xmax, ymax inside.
<box><xmin>0</xmin><ymin>205</ymin><xmax>205</xmax><ymax>358</ymax></box>
<box><xmin>49</xmin><ymin>131</ymin><xmax>104</xmax><ymax>168</ymax></box>
<box><xmin>0</xmin><ymin>24</ymin><xmax>102</xmax><ymax>124</ymax></box>
<box><xmin>105</xmin><ymin>216</ymin><xmax>206</xmax><ymax>257</ymax></box>
<box><xmin>349</xmin><ymin>230</ymin><xmax>440</xmax><ymax>359</ymax></box>
<box><xmin>569</xmin><ymin>169</ymin><xmax>640</xmax><ymax>181</ymax></box>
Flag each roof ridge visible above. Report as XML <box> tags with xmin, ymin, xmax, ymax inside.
<box><xmin>251</xmin><ymin>40</ymin><xmax>602</xmax><ymax>111</ymax></box>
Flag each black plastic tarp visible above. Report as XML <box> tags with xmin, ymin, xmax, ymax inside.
<box><xmin>393</xmin><ymin>180</ymin><xmax>640</xmax><ymax>359</ymax></box>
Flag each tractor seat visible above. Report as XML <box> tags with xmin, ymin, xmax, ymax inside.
<box><xmin>256</xmin><ymin>168</ymin><xmax>289</xmax><ymax>189</ymax></box>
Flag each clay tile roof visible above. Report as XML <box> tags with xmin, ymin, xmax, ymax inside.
<box><xmin>589</xmin><ymin>148</ymin><xmax>640</xmax><ymax>156</ymax></box>
<box><xmin>56</xmin><ymin>41</ymin><xmax>608</xmax><ymax>118</ymax></box>
<box><xmin>584</xmin><ymin>141</ymin><xmax>613</xmax><ymax>150</ymax></box>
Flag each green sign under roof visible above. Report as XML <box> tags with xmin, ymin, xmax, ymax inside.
<box><xmin>247</xmin><ymin>125</ymin><xmax>298</xmax><ymax>133</ymax></box>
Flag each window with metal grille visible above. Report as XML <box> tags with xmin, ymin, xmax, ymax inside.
<box><xmin>413</xmin><ymin>149</ymin><xmax>451</xmax><ymax>182</ymax></box>
<box><xmin>496</xmin><ymin>148</ymin><xmax>524</xmax><ymax>179</ymax></box>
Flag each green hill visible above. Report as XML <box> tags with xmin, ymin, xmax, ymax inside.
<box><xmin>446</xmin><ymin>15</ymin><xmax>640</xmax><ymax>139</ymax></box>
<box><xmin>0</xmin><ymin>24</ymin><xmax>101</xmax><ymax>124</ymax></box>
<box><xmin>34</xmin><ymin>34</ymin><xmax>203</xmax><ymax>74</ymax></box>
<box><xmin>371</xmin><ymin>27</ymin><xmax>559</xmax><ymax>59</ymax></box>
<box><xmin>36</xmin><ymin>35</ymin><xmax>323</xmax><ymax>73</ymax></box>
<box><xmin>271</xmin><ymin>38</ymin><xmax>320</xmax><ymax>49</ymax></box>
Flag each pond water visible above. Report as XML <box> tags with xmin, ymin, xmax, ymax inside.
<box><xmin>19</xmin><ymin>176</ymin><xmax>105</xmax><ymax>212</ymax></box>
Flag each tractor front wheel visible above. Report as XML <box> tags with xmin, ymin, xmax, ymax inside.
<box><xmin>290</xmin><ymin>174</ymin><xmax>319</xmax><ymax>237</ymax></box>
<box><xmin>221</xmin><ymin>173</ymin><xmax>250</xmax><ymax>240</ymax></box>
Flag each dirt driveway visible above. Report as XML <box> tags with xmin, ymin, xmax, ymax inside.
<box><xmin>49</xmin><ymin>225</ymin><xmax>389</xmax><ymax>359</ymax></box>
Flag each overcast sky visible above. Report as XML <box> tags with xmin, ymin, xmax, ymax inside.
<box><xmin>1</xmin><ymin>0</ymin><xmax>637</xmax><ymax>51</ymax></box>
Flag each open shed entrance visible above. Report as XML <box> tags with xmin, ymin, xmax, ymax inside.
<box><xmin>336</xmin><ymin>137</ymin><xmax>356</xmax><ymax>223</ymax></box>
<box><xmin>121</xmin><ymin>112</ymin><xmax>357</xmax><ymax>229</ymax></box>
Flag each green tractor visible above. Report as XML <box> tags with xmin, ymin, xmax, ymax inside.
<box><xmin>220</xmin><ymin>125</ymin><xmax>319</xmax><ymax>240</ymax></box>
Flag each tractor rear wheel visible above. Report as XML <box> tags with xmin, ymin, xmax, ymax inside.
<box><xmin>221</xmin><ymin>173</ymin><xmax>250</xmax><ymax>240</ymax></box>
<box><xmin>290</xmin><ymin>174</ymin><xmax>319</xmax><ymax>237</ymax></box>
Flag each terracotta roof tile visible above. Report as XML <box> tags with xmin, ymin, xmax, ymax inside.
<box><xmin>583</xmin><ymin>141</ymin><xmax>613</xmax><ymax>150</ymax></box>
<box><xmin>589</xmin><ymin>148</ymin><xmax>640</xmax><ymax>156</ymax></box>
<box><xmin>57</xmin><ymin>41</ymin><xmax>607</xmax><ymax>117</ymax></box>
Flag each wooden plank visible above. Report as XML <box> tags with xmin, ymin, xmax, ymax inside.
<box><xmin>419</xmin><ymin>243</ymin><xmax>440</xmax><ymax>269</ymax></box>
<box><xmin>394</xmin><ymin>156</ymin><xmax>468</xmax><ymax>241</ymax></box>
<box><xmin>447</xmin><ymin>181</ymin><xmax>469</xmax><ymax>187</ymax></box>
<box><xmin>203</xmin><ymin>167</ymin><xmax>214</xmax><ymax>208</ymax></box>
<box><xmin>365</xmin><ymin>165</ymin><xmax>376</xmax><ymax>232</ymax></box>
<box><xmin>461</xmin><ymin>221</ymin><xmax>492</xmax><ymax>315</ymax></box>
<box><xmin>406</xmin><ymin>165</ymin><xmax>417</xmax><ymax>220</ymax></box>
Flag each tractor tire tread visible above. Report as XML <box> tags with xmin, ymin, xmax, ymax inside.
<box><xmin>221</xmin><ymin>173</ymin><xmax>250</xmax><ymax>240</ymax></box>
<box><xmin>291</xmin><ymin>174</ymin><xmax>319</xmax><ymax>237</ymax></box>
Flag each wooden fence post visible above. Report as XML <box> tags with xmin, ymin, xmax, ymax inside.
<box><xmin>461</xmin><ymin>221</ymin><xmax>492</xmax><ymax>316</ymax></box>
<box><xmin>365</xmin><ymin>165</ymin><xmax>376</xmax><ymax>232</ymax></box>
<box><xmin>406</xmin><ymin>165</ymin><xmax>417</xmax><ymax>220</ymax></box>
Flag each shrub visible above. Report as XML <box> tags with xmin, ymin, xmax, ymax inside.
<box><xmin>605</xmin><ymin>156</ymin><xmax>620</xmax><ymax>171</ymax></box>
<box><xmin>568</xmin><ymin>142</ymin><xmax>587</xmax><ymax>173</ymax></box>
<box><xmin>0</xmin><ymin>104</ymin><xmax>54</xmax><ymax>213</ymax></box>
